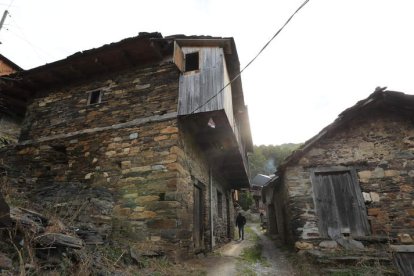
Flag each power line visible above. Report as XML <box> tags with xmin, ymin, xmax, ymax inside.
<box><xmin>6</xmin><ymin>28</ymin><xmax>48</xmax><ymax>63</ymax></box>
<box><xmin>190</xmin><ymin>0</ymin><xmax>311</xmax><ymax>115</ymax></box>
<box><xmin>6</xmin><ymin>0</ymin><xmax>15</xmax><ymax>10</ymax></box>
<box><xmin>5</xmin><ymin>13</ymin><xmax>49</xmax><ymax>63</ymax></box>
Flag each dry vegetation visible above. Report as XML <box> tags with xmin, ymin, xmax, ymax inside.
<box><xmin>0</xmin><ymin>173</ymin><xmax>205</xmax><ymax>275</ymax></box>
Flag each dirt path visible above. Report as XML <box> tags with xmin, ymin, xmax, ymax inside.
<box><xmin>186</xmin><ymin>223</ymin><xmax>296</xmax><ymax>276</ymax></box>
<box><xmin>251</xmin><ymin>224</ymin><xmax>296</xmax><ymax>275</ymax></box>
<box><xmin>186</xmin><ymin>236</ymin><xmax>253</xmax><ymax>275</ymax></box>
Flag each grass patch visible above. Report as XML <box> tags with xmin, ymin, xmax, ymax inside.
<box><xmin>235</xmin><ymin>226</ymin><xmax>269</xmax><ymax>275</ymax></box>
<box><xmin>286</xmin><ymin>251</ymin><xmax>398</xmax><ymax>276</ymax></box>
<box><xmin>130</xmin><ymin>257</ymin><xmax>206</xmax><ymax>276</ymax></box>
<box><xmin>236</xmin><ymin>266</ymin><xmax>257</xmax><ymax>276</ymax></box>
<box><xmin>245</xmin><ymin>225</ymin><xmax>259</xmax><ymax>242</ymax></box>
<box><xmin>240</xmin><ymin>244</ymin><xmax>266</xmax><ymax>265</ymax></box>
<box><xmin>236</xmin><ymin>245</ymin><xmax>267</xmax><ymax>276</ymax></box>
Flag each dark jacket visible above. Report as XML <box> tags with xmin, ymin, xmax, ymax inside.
<box><xmin>236</xmin><ymin>214</ymin><xmax>246</xmax><ymax>228</ymax></box>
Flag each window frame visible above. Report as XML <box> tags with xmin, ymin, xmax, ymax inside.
<box><xmin>184</xmin><ymin>51</ymin><xmax>200</xmax><ymax>72</ymax></box>
<box><xmin>87</xmin><ymin>89</ymin><xmax>103</xmax><ymax>105</ymax></box>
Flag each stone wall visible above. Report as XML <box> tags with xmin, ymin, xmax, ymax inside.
<box><xmin>270</xmin><ymin>180</ymin><xmax>291</xmax><ymax>242</ymax></box>
<box><xmin>282</xmin><ymin>109</ymin><xmax>414</xmax><ymax>245</ymax></box>
<box><xmin>20</xmin><ymin>62</ymin><xmax>179</xmax><ymax>142</ymax></box>
<box><xmin>0</xmin><ymin>61</ymin><xmax>194</xmax><ymax>260</ymax></box>
<box><xmin>0</xmin><ymin>59</ymin><xmax>238</xmax><ymax>260</ymax></box>
<box><xmin>212</xmin><ymin>184</ymin><xmax>232</xmax><ymax>245</ymax></box>
<box><xmin>0</xmin><ymin>115</ymin><xmax>21</xmax><ymax>146</ymax></box>
<box><xmin>176</xmin><ymin>125</ymin><xmax>235</xmax><ymax>252</ymax></box>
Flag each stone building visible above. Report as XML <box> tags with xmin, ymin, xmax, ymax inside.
<box><xmin>262</xmin><ymin>89</ymin><xmax>414</xmax><ymax>267</ymax></box>
<box><xmin>251</xmin><ymin>174</ymin><xmax>271</xmax><ymax>211</ymax></box>
<box><xmin>0</xmin><ymin>54</ymin><xmax>22</xmax><ymax>146</ymax></box>
<box><xmin>0</xmin><ymin>32</ymin><xmax>253</xmax><ymax>260</ymax></box>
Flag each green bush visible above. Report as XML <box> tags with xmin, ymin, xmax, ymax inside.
<box><xmin>239</xmin><ymin>191</ymin><xmax>253</xmax><ymax>211</ymax></box>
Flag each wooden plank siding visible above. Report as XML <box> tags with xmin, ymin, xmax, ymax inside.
<box><xmin>222</xmin><ymin>56</ymin><xmax>234</xmax><ymax>133</ymax></box>
<box><xmin>394</xmin><ymin>253</ymin><xmax>414</xmax><ymax>276</ymax></box>
<box><xmin>311</xmin><ymin>167</ymin><xmax>370</xmax><ymax>238</ymax></box>
<box><xmin>177</xmin><ymin>47</ymin><xmax>233</xmax><ymax>128</ymax></box>
<box><xmin>173</xmin><ymin>42</ymin><xmax>185</xmax><ymax>72</ymax></box>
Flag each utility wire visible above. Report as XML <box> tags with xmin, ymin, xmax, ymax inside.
<box><xmin>190</xmin><ymin>0</ymin><xmax>311</xmax><ymax>114</ymax></box>
<box><xmin>6</xmin><ymin>12</ymin><xmax>49</xmax><ymax>63</ymax></box>
<box><xmin>6</xmin><ymin>0</ymin><xmax>15</xmax><ymax>10</ymax></box>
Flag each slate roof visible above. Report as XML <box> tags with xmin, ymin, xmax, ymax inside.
<box><xmin>278</xmin><ymin>87</ymin><xmax>414</xmax><ymax>172</ymax></box>
<box><xmin>251</xmin><ymin>174</ymin><xmax>272</xmax><ymax>187</ymax></box>
<box><xmin>0</xmin><ymin>32</ymin><xmax>246</xmax><ymax>118</ymax></box>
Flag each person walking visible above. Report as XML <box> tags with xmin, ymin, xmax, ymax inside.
<box><xmin>236</xmin><ymin>212</ymin><xmax>246</xmax><ymax>240</ymax></box>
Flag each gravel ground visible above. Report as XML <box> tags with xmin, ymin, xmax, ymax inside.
<box><xmin>186</xmin><ymin>223</ymin><xmax>297</xmax><ymax>276</ymax></box>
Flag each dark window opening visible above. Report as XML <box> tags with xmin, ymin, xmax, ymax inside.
<box><xmin>185</xmin><ymin>52</ymin><xmax>199</xmax><ymax>72</ymax></box>
<box><xmin>51</xmin><ymin>145</ymin><xmax>67</xmax><ymax>155</ymax></box>
<box><xmin>217</xmin><ymin>191</ymin><xmax>223</xmax><ymax>218</ymax></box>
<box><xmin>88</xmin><ymin>90</ymin><xmax>102</xmax><ymax>105</ymax></box>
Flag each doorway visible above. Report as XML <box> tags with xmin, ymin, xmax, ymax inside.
<box><xmin>193</xmin><ymin>182</ymin><xmax>204</xmax><ymax>250</ymax></box>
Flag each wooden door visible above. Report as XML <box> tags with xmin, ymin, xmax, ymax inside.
<box><xmin>312</xmin><ymin>169</ymin><xmax>370</xmax><ymax>237</ymax></box>
<box><xmin>193</xmin><ymin>185</ymin><xmax>203</xmax><ymax>249</ymax></box>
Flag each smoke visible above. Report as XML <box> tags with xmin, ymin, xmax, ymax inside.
<box><xmin>264</xmin><ymin>158</ymin><xmax>276</xmax><ymax>174</ymax></box>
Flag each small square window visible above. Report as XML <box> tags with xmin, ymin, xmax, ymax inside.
<box><xmin>185</xmin><ymin>52</ymin><xmax>199</xmax><ymax>72</ymax></box>
<box><xmin>87</xmin><ymin>90</ymin><xmax>102</xmax><ymax>105</ymax></box>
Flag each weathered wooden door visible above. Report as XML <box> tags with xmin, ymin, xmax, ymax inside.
<box><xmin>193</xmin><ymin>184</ymin><xmax>203</xmax><ymax>249</ymax></box>
<box><xmin>394</xmin><ymin>253</ymin><xmax>414</xmax><ymax>276</ymax></box>
<box><xmin>312</xmin><ymin>169</ymin><xmax>370</xmax><ymax>237</ymax></box>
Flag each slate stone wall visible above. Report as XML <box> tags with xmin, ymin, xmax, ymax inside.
<box><xmin>0</xmin><ymin>62</ymin><xmax>178</xmax><ymax>258</ymax></box>
<box><xmin>0</xmin><ymin>115</ymin><xmax>21</xmax><ymax>146</ymax></box>
<box><xmin>282</xmin><ymin>109</ymin><xmax>414</xmax><ymax>245</ymax></box>
<box><xmin>212</xmin><ymin>184</ymin><xmax>232</xmax><ymax>245</ymax></box>
<box><xmin>0</xmin><ymin>60</ymin><xmax>236</xmax><ymax>260</ymax></box>
<box><xmin>176</xmin><ymin>126</ymin><xmax>235</xmax><ymax>253</ymax></box>
<box><xmin>20</xmin><ymin>62</ymin><xmax>179</xmax><ymax>141</ymax></box>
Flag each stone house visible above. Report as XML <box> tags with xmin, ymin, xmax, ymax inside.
<box><xmin>0</xmin><ymin>32</ymin><xmax>253</xmax><ymax>260</ymax></box>
<box><xmin>251</xmin><ymin>174</ymin><xmax>271</xmax><ymax>211</ymax></box>
<box><xmin>0</xmin><ymin>54</ymin><xmax>22</xmax><ymax>146</ymax></box>
<box><xmin>262</xmin><ymin>89</ymin><xmax>414</xmax><ymax>266</ymax></box>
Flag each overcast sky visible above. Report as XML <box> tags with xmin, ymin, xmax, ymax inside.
<box><xmin>1</xmin><ymin>0</ymin><xmax>413</xmax><ymax>145</ymax></box>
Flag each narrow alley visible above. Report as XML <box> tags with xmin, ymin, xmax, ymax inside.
<box><xmin>187</xmin><ymin>223</ymin><xmax>296</xmax><ymax>275</ymax></box>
